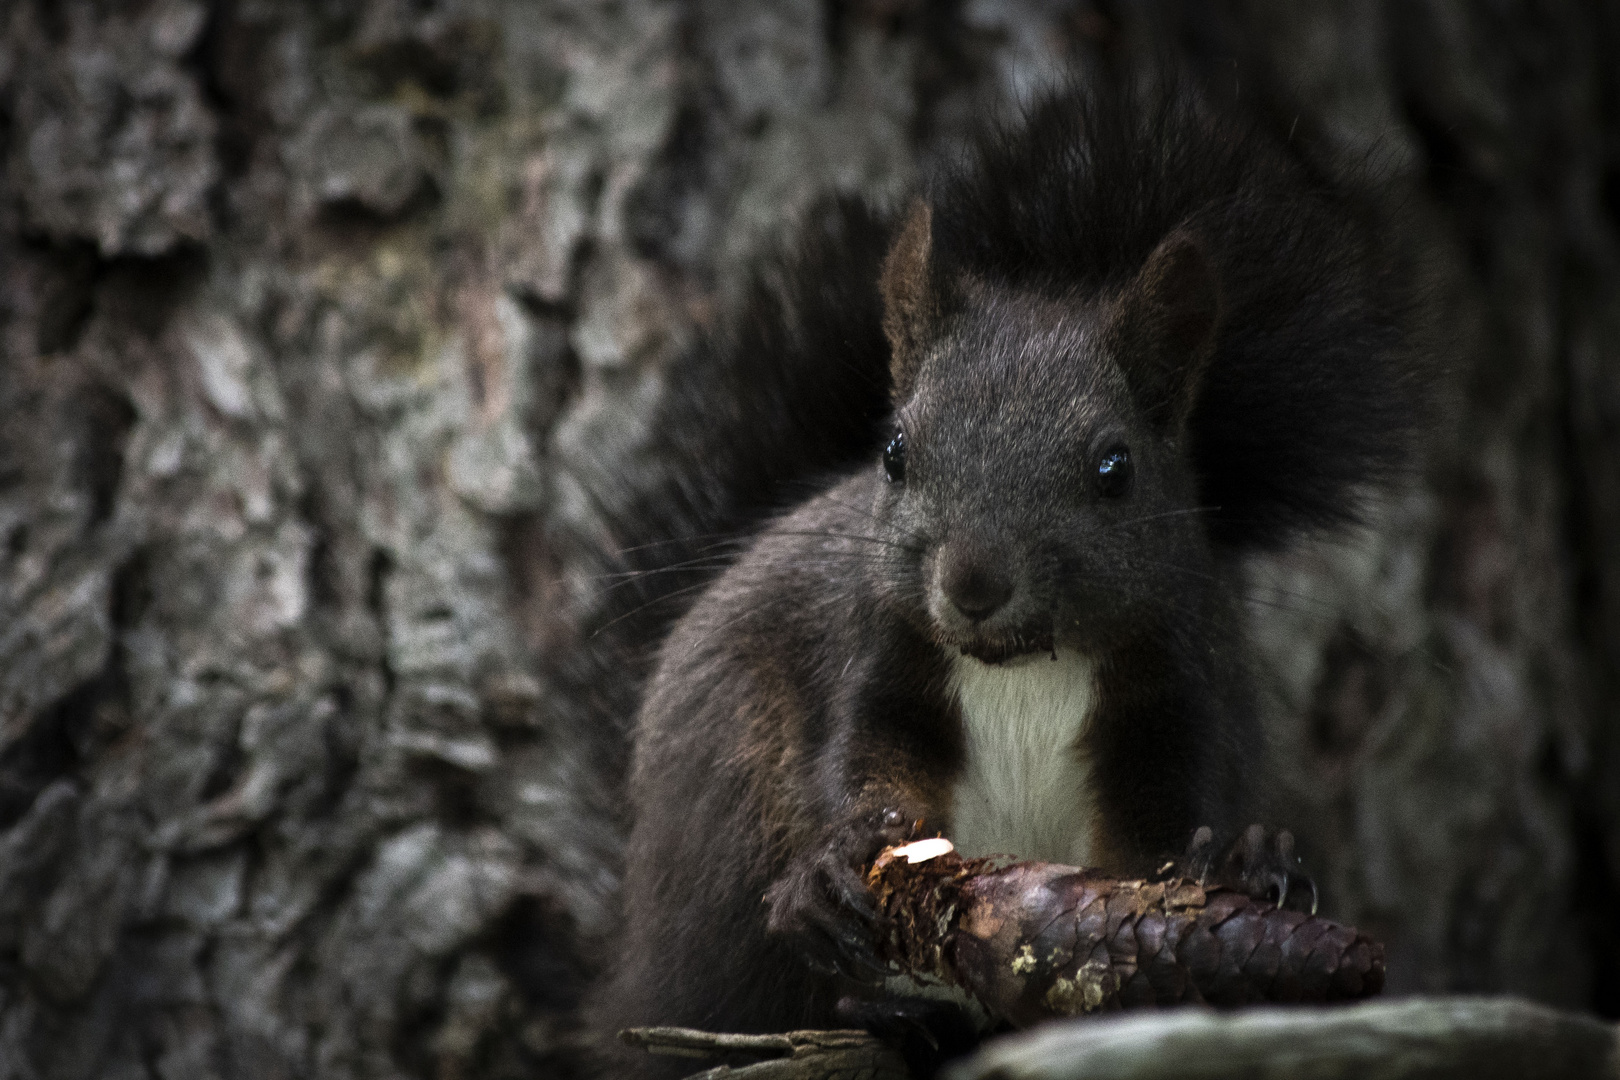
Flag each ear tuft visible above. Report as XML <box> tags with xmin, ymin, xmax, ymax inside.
<box><xmin>1113</xmin><ymin>231</ymin><xmax>1221</xmax><ymax>432</ymax></box>
<box><xmin>880</xmin><ymin>199</ymin><xmax>937</xmax><ymax>398</ymax></box>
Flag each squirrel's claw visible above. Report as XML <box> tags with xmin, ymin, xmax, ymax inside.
<box><xmin>1174</xmin><ymin>823</ymin><xmax>1318</xmax><ymax>913</ymax></box>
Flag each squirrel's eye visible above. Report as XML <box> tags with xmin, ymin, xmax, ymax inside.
<box><xmin>1096</xmin><ymin>445</ymin><xmax>1133</xmax><ymax>498</ymax></box>
<box><xmin>883</xmin><ymin>430</ymin><xmax>907</xmax><ymax>483</ymax></box>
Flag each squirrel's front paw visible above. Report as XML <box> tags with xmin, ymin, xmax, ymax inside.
<box><xmin>1177</xmin><ymin>823</ymin><xmax>1317</xmax><ymax>913</ymax></box>
<box><xmin>763</xmin><ymin>808</ymin><xmax>918</xmax><ymax>981</ymax></box>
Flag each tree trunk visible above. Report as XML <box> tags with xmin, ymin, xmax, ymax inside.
<box><xmin>0</xmin><ymin>1</ymin><xmax>1615</xmax><ymax>1077</ymax></box>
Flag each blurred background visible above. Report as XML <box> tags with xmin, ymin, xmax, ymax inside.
<box><xmin>1</xmin><ymin>1</ymin><xmax>1617</xmax><ymax>1077</ymax></box>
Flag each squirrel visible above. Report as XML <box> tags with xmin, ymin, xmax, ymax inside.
<box><xmin>582</xmin><ymin>77</ymin><xmax>1426</xmax><ymax>1077</ymax></box>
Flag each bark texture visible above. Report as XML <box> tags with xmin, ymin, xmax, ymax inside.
<box><xmin>0</xmin><ymin>2</ymin><xmax>1616</xmax><ymax>1078</ymax></box>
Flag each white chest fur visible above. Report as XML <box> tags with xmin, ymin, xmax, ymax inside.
<box><xmin>948</xmin><ymin>649</ymin><xmax>1097</xmax><ymax>865</ymax></box>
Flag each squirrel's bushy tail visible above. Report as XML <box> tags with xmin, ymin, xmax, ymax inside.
<box><xmin>589</xmin><ymin>197</ymin><xmax>896</xmax><ymax>654</ymax></box>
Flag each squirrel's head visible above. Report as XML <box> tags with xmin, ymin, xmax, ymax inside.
<box><xmin>874</xmin><ymin>200</ymin><xmax>1222</xmax><ymax>662</ymax></box>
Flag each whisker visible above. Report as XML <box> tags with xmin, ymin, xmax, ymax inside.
<box><xmin>1080</xmin><ymin>558</ymin><xmax>1349</xmax><ymax>622</ymax></box>
<box><xmin>598</xmin><ymin>546</ymin><xmax>913</xmax><ymax>600</ymax></box>
<box><xmin>590</xmin><ymin>579</ymin><xmax>722</xmax><ymax>639</ymax></box>
<box><xmin>595</xmin><ymin>566</ymin><xmax>741</xmax><ymax>600</ymax></box>
<box><xmin>679</xmin><ymin>601</ymin><xmax>772</xmax><ymax>657</ymax></box>
<box><xmin>1107</xmin><ymin>505</ymin><xmax>1223</xmax><ymax>531</ymax></box>
<box><xmin>813</xmin><ymin>492</ymin><xmax>931</xmax><ymax>549</ymax></box>
<box><xmin>591</xmin><ymin>557</ymin><xmax>743</xmax><ymax>583</ymax></box>
<box><xmin>769</xmin><ymin>529</ymin><xmax>924</xmax><ymax>554</ymax></box>
<box><xmin>610</xmin><ymin>531</ymin><xmax>753</xmax><ymax>559</ymax></box>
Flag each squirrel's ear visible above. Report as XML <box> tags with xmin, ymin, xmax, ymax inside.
<box><xmin>881</xmin><ymin>198</ymin><xmax>938</xmax><ymax>398</ymax></box>
<box><xmin>1113</xmin><ymin>231</ymin><xmax>1221</xmax><ymax>433</ymax></box>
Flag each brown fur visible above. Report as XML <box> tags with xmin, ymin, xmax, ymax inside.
<box><xmin>881</xmin><ymin>199</ymin><xmax>939</xmax><ymax>396</ymax></box>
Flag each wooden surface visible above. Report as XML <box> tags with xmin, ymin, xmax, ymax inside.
<box><xmin>622</xmin><ymin>1027</ymin><xmax>908</xmax><ymax>1079</ymax></box>
<box><xmin>949</xmin><ymin>997</ymin><xmax>1619</xmax><ymax>1080</ymax></box>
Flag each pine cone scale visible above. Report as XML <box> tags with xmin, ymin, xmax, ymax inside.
<box><xmin>867</xmin><ymin>845</ymin><xmax>1385</xmax><ymax>1026</ymax></box>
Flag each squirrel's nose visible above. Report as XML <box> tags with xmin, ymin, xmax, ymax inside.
<box><xmin>939</xmin><ymin>546</ymin><xmax>1014</xmax><ymax>622</ymax></box>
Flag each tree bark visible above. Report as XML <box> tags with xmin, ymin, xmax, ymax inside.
<box><xmin>0</xmin><ymin>2</ymin><xmax>1616</xmax><ymax>1078</ymax></box>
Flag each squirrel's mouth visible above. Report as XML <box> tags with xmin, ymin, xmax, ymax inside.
<box><xmin>941</xmin><ymin>628</ymin><xmax>1056</xmax><ymax>665</ymax></box>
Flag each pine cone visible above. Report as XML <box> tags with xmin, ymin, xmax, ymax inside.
<box><xmin>867</xmin><ymin>840</ymin><xmax>1384</xmax><ymax>1028</ymax></box>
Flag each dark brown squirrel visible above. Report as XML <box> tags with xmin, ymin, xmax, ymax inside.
<box><xmin>584</xmin><ymin>79</ymin><xmax>1427</xmax><ymax>1077</ymax></box>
